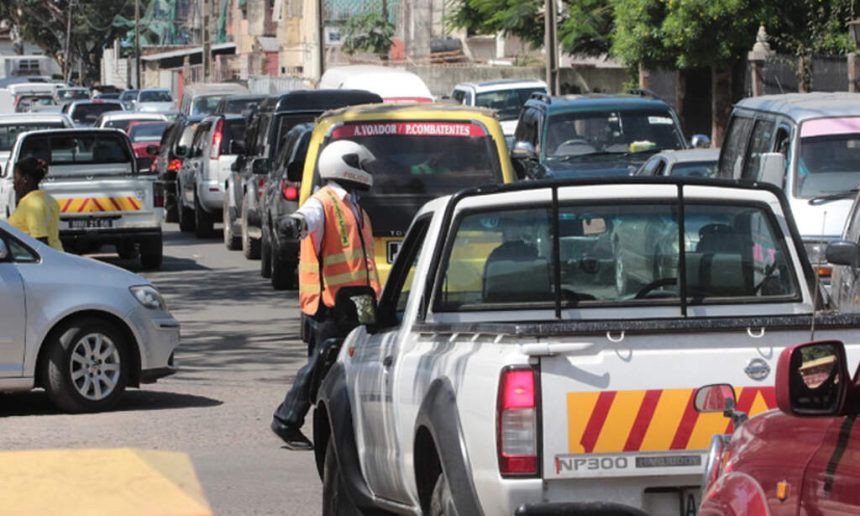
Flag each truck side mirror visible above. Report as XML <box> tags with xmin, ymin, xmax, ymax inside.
<box><xmin>693</xmin><ymin>384</ymin><xmax>736</xmax><ymax>413</ymax></box>
<box><xmin>691</xmin><ymin>134</ymin><xmax>711</xmax><ymax>148</ymax></box>
<box><xmin>758</xmin><ymin>152</ymin><xmax>786</xmax><ymax>188</ymax></box>
<box><xmin>826</xmin><ymin>240</ymin><xmax>860</xmax><ymax>267</ymax></box>
<box><xmin>287</xmin><ymin>160</ymin><xmax>304</xmax><ymax>183</ymax></box>
<box><xmin>252</xmin><ymin>158</ymin><xmax>270</xmax><ymax>175</ymax></box>
<box><xmin>136</xmin><ymin>157</ymin><xmax>153</xmax><ymax>173</ymax></box>
<box><xmin>145</xmin><ymin>144</ymin><xmax>159</xmax><ymax>156</ymax></box>
<box><xmin>229</xmin><ymin>140</ymin><xmax>245</xmax><ymax>155</ymax></box>
<box><xmin>174</xmin><ymin>144</ymin><xmax>188</xmax><ymax>158</ymax></box>
<box><xmin>776</xmin><ymin>340</ymin><xmax>850</xmax><ymax>417</ymax></box>
<box><xmin>511</xmin><ymin>141</ymin><xmax>537</xmax><ymax>161</ymax></box>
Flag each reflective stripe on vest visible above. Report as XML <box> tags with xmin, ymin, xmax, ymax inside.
<box><xmin>298</xmin><ymin>186</ymin><xmax>381</xmax><ymax>315</ymax></box>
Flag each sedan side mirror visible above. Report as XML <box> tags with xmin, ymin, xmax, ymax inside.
<box><xmin>0</xmin><ymin>238</ymin><xmax>9</xmax><ymax>261</ymax></box>
<box><xmin>690</xmin><ymin>134</ymin><xmax>711</xmax><ymax>148</ymax></box>
<box><xmin>776</xmin><ymin>340</ymin><xmax>850</xmax><ymax>417</ymax></box>
<box><xmin>146</xmin><ymin>144</ymin><xmax>159</xmax><ymax>156</ymax></box>
<box><xmin>826</xmin><ymin>240</ymin><xmax>860</xmax><ymax>267</ymax></box>
<box><xmin>287</xmin><ymin>160</ymin><xmax>304</xmax><ymax>183</ymax></box>
<box><xmin>511</xmin><ymin>141</ymin><xmax>537</xmax><ymax>161</ymax></box>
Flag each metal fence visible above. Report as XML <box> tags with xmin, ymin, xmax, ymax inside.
<box><xmin>747</xmin><ymin>54</ymin><xmax>849</xmax><ymax>94</ymax></box>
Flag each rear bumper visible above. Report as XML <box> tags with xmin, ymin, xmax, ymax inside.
<box><xmin>60</xmin><ymin>227</ymin><xmax>161</xmax><ymax>245</ymax></box>
<box><xmin>516</xmin><ymin>502</ymin><xmax>648</xmax><ymax>516</ymax></box>
<box><xmin>198</xmin><ymin>179</ymin><xmax>224</xmax><ymax>212</ymax></box>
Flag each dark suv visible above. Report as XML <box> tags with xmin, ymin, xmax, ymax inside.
<box><xmin>511</xmin><ymin>93</ymin><xmax>697</xmax><ymax>180</ymax></box>
<box><xmin>260</xmin><ymin>122</ymin><xmax>313</xmax><ymax>289</ymax></box>
<box><xmin>226</xmin><ymin>89</ymin><xmax>382</xmax><ymax>259</ymax></box>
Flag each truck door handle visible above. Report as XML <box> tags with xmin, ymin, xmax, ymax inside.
<box><xmin>383</xmin><ymin>355</ymin><xmax>393</xmax><ymax>368</ymax></box>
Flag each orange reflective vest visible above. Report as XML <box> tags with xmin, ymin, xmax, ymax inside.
<box><xmin>299</xmin><ymin>186</ymin><xmax>381</xmax><ymax>316</ymax></box>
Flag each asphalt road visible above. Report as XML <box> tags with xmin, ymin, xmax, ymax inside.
<box><xmin>0</xmin><ymin>224</ymin><xmax>322</xmax><ymax>515</ymax></box>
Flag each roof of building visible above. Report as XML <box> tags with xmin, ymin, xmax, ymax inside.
<box><xmin>735</xmin><ymin>93</ymin><xmax>860</xmax><ymax>121</ymax></box>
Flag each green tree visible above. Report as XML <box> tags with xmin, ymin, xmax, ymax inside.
<box><xmin>559</xmin><ymin>0</ymin><xmax>614</xmax><ymax>56</ymax></box>
<box><xmin>1</xmin><ymin>0</ymin><xmax>134</xmax><ymax>84</ymax></box>
<box><xmin>342</xmin><ymin>13</ymin><xmax>395</xmax><ymax>57</ymax></box>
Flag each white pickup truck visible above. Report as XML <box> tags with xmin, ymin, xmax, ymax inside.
<box><xmin>312</xmin><ymin>178</ymin><xmax>860</xmax><ymax>515</ymax></box>
<box><xmin>0</xmin><ymin>129</ymin><xmax>164</xmax><ymax>269</ymax></box>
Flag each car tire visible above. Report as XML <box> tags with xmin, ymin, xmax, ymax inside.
<box><xmin>194</xmin><ymin>193</ymin><xmax>215</xmax><ymax>238</ymax></box>
<box><xmin>116</xmin><ymin>241</ymin><xmax>137</xmax><ymax>260</ymax></box>
<box><xmin>271</xmin><ymin>245</ymin><xmax>297</xmax><ymax>291</ymax></box>
<box><xmin>430</xmin><ymin>469</ymin><xmax>455</xmax><ymax>516</ymax></box>
<box><xmin>178</xmin><ymin>185</ymin><xmax>195</xmax><ymax>233</ymax></box>
<box><xmin>140</xmin><ymin>234</ymin><xmax>163</xmax><ymax>270</ymax></box>
<box><xmin>41</xmin><ymin>317</ymin><xmax>130</xmax><ymax>413</ymax></box>
<box><xmin>241</xmin><ymin>201</ymin><xmax>261</xmax><ymax>260</ymax></box>
<box><xmin>321</xmin><ymin>439</ymin><xmax>360</xmax><ymax>516</ymax></box>
<box><xmin>261</xmin><ymin>229</ymin><xmax>272</xmax><ymax>278</ymax></box>
<box><xmin>223</xmin><ymin>195</ymin><xmax>240</xmax><ymax>250</ymax></box>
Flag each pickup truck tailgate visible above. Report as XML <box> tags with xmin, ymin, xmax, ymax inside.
<box><xmin>44</xmin><ymin>176</ymin><xmax>157</xmax><ymax>229</ymax></box>
<box><xmin>538</xmin><ymin>327</ymin><xmax>808</xmax><ymax>481</ymax></box>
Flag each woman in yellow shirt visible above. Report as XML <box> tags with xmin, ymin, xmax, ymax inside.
<box><xmin>8</xmin><ymin>157</ymin><xmax>64</xmax><ymax>251</ymax></box>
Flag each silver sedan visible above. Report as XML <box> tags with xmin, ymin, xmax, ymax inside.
<box><xmin>0</xmin><ymin>222</ymin><xmax>179</xmax><ymax>412</ymax></box>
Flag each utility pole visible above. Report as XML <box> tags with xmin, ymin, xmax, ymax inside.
<box><xmin>64</xmin><ymin>0</ymin><xmax>74</xmax><ymax>84</ymax></box>
<box><xmin>202</xmin><ymin>0</ymin><xmax>211</xmax><ymax>82</ymax></box>
<box><xmin>544</xmin><ymin>0</ymin><xmax>559</xmax><ymax>95</ymax></box>
<box><xmin>134</xmin><ymin>0</ymin><xmax>141</xmax><ymax>89</ymax></box>
<box><xmin>317</xmin><ymin>0</ymin><xmax>325</xmax><ymax>80</ymax></box>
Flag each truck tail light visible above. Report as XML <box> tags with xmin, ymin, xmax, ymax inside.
<box><xmin>497</xmin><ymin>367</ymin><xmax>538</xmax><ymax>477</ymax></box>
<box><xmin>257</xmin><ymin>178</ymin><xmax>266</xmax><ymax>199</ymax></box>
<box><xmin>153</xmin><ymin>181</ymin><xmax>164</xmax><ymax>208</ymax></box>
<box><xmin>210</xmin><ymin>118</ymin><xmax>224</xmax><ymax>159</ymax></box>
<box><xmin>280</xmin><ymin>179</ymin><xmax>299</xmax><ymax>201</ymax></box>
<box><xmin>167</xmin><ymin>159</ymin><xmax>182</xmax><ymax>172</ymax></box>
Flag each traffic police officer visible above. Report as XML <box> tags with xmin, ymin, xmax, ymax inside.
<box><xmin>271</xmin><ymin>140</ymin><xmax>381</xmax><ymax>449</ymax></box>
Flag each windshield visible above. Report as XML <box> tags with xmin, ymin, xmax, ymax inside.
<box><xmin>326</xmin><ymin>121</ymin><xmax>501</xmax><ymax>196</ymax></box>
<box><xmin>129</xmin><ymin>122</ymin><xmax>169</xmax><ymax>142</ymax></box>
<box><xmin>71</xmin><ymin>103</ymin><xmax>123</xmax><ymax>124</ymax></box>
<box><xmin>140</xmin><ymin>90</ymin><xmax>172</xmax><ymax>102</ymax></box>
<box><xmin>191</xmin><ymin>95</ymin><xmax>226</xmax><ymax>117</ymax></box>
<box><xmin>796</xmin><ymin>119</ymin><xmax>860</xmax><ymax>199</ymax></box>
<box><xmin>475</xmin><ymin>88</ymin><xmax>545</xmax><ymax>121</ymax></box>
<box><xmin>545</xmin><ymin>109</ymin><xmax>685</xmax><ymax>158</ymax></box>
<box><xmin>0</xmin><ymin>122</ymin><xmax>68</xmax><ymax>151</ymax></box>
<box><xmin>57</xmin><ymin>89</ymin><xmax>89</xmax><ymax>101</ymax></box>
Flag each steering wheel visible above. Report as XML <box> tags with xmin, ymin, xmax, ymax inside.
<box><xmin>635</xmin><ymin>277</ymin><xmax>678</xmax><ymax>299</ymax></box>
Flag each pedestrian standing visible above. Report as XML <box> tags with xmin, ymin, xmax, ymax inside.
<box><xmin>8</xmin><ymin>157</ymin><xmax>63</xmax><ymax>250</ymax></box>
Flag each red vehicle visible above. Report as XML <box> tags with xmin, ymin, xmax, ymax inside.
<box><xmin>695</xmin><ymin>340</ymin><xmax>860</xmax><ymax>515</ymax></box>
<box><xmin>127</xmin><ymin>120</ymin><xmax>169</xmax><ymax>159</ymax></box>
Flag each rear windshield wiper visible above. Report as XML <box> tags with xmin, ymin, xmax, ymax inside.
<box><xmin>808</xmin><ymin>188</ymin><xmax>860</xmax><ymax>205</ymax></box>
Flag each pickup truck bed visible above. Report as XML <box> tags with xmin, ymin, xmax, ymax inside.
<box><xmin>313</xmin><ymin>178</ymin><xmax>860</xmax><ymax>515</ymax></box>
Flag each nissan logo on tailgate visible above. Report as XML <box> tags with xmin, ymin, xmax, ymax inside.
<box><xmin>744</xmin><ymin>358</ymin><xmax>771</xmax><ymax>381</ymax></box>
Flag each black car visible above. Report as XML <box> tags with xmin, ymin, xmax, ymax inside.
<box><xmin>154</xmin><ymin>115</ymin><xmax>201</xmax><ymax>222</ymax></box>
<box><xmin>226</xmin><ymin>89</ymin><xmax>383</xmax><ymax>259</ymax></box>
<box><xmin>260</xmin><ymin>122</ymin><xmax>313</xmax><ymax>289</ymax></box>
<box><xmin>510</xmin><ymin>92</ymin><xmax>703</xmax><ymax>180</ymax></box>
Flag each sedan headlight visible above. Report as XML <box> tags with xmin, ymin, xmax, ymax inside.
<box><xmin>130</xmin><ymin>285</ymin><xmax>166</xmax><ymax>310</ymax></box>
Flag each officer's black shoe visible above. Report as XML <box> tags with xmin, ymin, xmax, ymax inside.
<box><xmin>271</xmin><ymin>419</ymin><xmax>313</xmax><ymax>450</ymax></box>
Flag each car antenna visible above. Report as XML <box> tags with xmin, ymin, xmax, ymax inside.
<box><xmin>810</xmin><ymin>211</ymin><xmax>827</xmax><ymax>341</ymax></box>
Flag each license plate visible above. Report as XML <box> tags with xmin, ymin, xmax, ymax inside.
<box><xmin>387</xmin><ymin>240</ymin><xmax>402</xmax><ymax>263</ymax></box>
<box><xmin>68</xmin><ymin>218</ymin><xmax>114</xmax><ymax>229</ymax></box>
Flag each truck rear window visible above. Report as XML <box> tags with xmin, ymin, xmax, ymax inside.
<box><xmin>437</xmin><ymin>202</ymin><xmax>797</xmax><ymax>311</ymax></box>
<box><xmin>328</xmin><ymin>121</ymin><xmax>501</xmax><ymax>195</ymax></box>
<box><xmin>20</xmin><ymin>133</ymin><xmax>131</xmax><ymax>165</ymax></box>
<box><xmin>70</xmin><ymin>103</ymin><xmax>124</xmax><ymax>125</ymax></box>
<box><xmin>0</xmin><ymin>123</ymin><xmax>67</xmax><ymax>151</ymax></box>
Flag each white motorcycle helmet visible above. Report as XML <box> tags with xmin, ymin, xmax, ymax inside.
<box><xmin>318</xmin><ymin>140</ymin><xmax>376</xmax><ymax>191</ymax></box>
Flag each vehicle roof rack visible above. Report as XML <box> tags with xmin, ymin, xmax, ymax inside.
<box><xmin>628</xmin><ymin>88</ymin><xmax>662</xmax><ymax>101</ymax></box>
